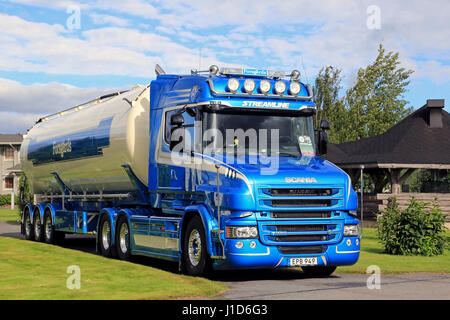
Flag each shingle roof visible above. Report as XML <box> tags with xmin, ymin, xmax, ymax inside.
<box><xmin>0</xmin><ymin>134</ymin><xmax>23</xmax><ymax>144</ymax></box>
<box><xmin>324</xmin><ymin>100</ymin><xmax>450</xmax><ymax>166</ymax></box>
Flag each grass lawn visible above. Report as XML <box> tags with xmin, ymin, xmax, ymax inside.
<box><xmin>336</xmin><ymin>227</ymin><xmax>450</xmax><ymax>274</ymax></box>
<box><xmin>0</xmin><ymin>208</ymin><xmax>20</xmax><ymax>224</ymax></box>
<box><xmin>0</xmin><ymin>237</ymin><xmax>227</xmax><ymax>300</ymax></box>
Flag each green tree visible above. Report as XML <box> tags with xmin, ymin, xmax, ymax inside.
<box><xmin>344</xmin><ymin>44</ymin><xmax>414</xmax><ymax>140</ymax></box>
<box><xmin>312</xmin><ymin>66</ymin><xmax>348</xmax><ymax>143</ymax></box>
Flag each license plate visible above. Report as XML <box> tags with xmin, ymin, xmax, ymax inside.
<box><xmin>289</xmin><ymin>257</ymin><xmax>318</xmax><ymax>266</ymax></box>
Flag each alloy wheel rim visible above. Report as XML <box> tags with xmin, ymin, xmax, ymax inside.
<box><xmin>34</xmin><ymin>215</ymin><xmax>41</xmax><ymax>237</ymax></box>
<box><xmin>119</xmin><ymin>223</ymin><xmax>129</xmax><ymax>254</ymax></box>
<box><xmin>45</xmin><ymin>217</ymin><xmax>52</xmax><ymax>240</ymax></box>
<box><xmin>102</xmin><ymin>220</ymin><xmax>111</xmax><ymax>250</ymax></box>
<box><xmin>25</xmin><ymin>213</ymin><xmax>31</xmax><ymax>236</ymax></box>
<box><xmin>188</xmin><ymin>229</ymin><xmax>202</xmax><ymax>267</ymax></box>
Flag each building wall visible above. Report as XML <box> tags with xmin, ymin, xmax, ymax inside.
<box><xmin>0</xmin><ymin>144</ymin><xmax>21</xmax><ymax>195</ymax></box>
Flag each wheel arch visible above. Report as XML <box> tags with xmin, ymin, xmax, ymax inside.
<box><xmin>180</xmin><ymin>205</ymin><xmax>216</xmax><ymax>258</ymax></box>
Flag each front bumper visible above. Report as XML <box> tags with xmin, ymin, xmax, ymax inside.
<box><xmin>213</xmin><ymin>236</ymin><xmax>360</xmax><ymax>270</ymax></box>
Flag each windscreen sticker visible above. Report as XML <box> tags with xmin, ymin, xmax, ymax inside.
<box><xmin>298</xmin><ymin>136</ymin><xmax>315</xmax><ymax>157</ymax></box>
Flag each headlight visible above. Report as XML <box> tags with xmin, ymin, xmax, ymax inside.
<box><xmin>259</xmin><ymin>80</ymin><xmax>271</xmax><ymax>94</ymax></box>
<box><xmin>226</xmin><ymin>226</ymin><xmax>258</xmax><ymax>239</ymax></box>
<box><xmin>289</xmin><ymin>81</ymin><xmax>301</xmax><ymax>95</ymax></box>
<box><xmin>243</xmin><ymin>79</ymin><xmax>255</xmax><ymax>93</ymax></box>
<box><xmin>227</xmin><ymin>78</ymin><xmax>240</xmax><ymax>93</ymax></box>
<box><xmin>274</xmin><ymin>80</ymin><xmax>286</xmax><ymax>94</ymax></box>
<box><xmin>344</xmin><ymin>224</ymin><xmax>359</xmax><ymax>237</ymax></box>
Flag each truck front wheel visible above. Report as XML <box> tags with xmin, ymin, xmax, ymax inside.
<box><xmin>302</xmin><ymin>266</ymin><xmax>337</xmax><ymax>277</ymax></box>
<box><xmin>183</xmin><ymin>216</ymin><xmax>211</xmax><ymax>276</ymax></box>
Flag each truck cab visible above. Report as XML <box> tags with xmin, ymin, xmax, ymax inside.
<box><xmin>144</xmin><ymin>66</ymin><xmax>360</xmax><ymax>275</ymax></box>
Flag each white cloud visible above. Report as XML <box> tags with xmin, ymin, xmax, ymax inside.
<box><xmin>0</xmin><ymin>78</ymin><xmax>117</xmax><ymax>133</ymax></box>
<box><xmin>89</xmin><ymin>12</ymin><xmax>129</xmax><ymax>27</ymax></box>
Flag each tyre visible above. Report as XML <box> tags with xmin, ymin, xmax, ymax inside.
<box><xmin>33</xmin><ymin>210</ymin><xmax>44</xmax><ymax>242</ymax></box>
<box><xmin>302</xmin><ymin>266</ymin><xmax>337</xmax><ymax>277</ymax></box>
<box><xmin>115</xmin><ymin>216</ymin><xmax>131</xmax><ymax>260</ymax></box>
<box><xmin>183</xmin><ymin>216</ymin><xmax>211</xmax><ymax>276</ymax></box>
<box><xmin>98</xmin><ymin>214</ymin><xmax>114</xmax><ymax>257</ymax></box>
<box><xmin>43</xmin><ymin>211</ymin><xmax>64</xmax><ymax>244</ymax></box>
<box><xmin>23</xmin><ymin>209</ymin><xmax>34</xmax><ymax>241</ymax></box>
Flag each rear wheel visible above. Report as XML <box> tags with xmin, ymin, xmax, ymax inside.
<box><xmin>99</xmin><ymin>214</ymin><xmax>114</xmax><ymax>257</ymax></box>
<box><xmin>183</xmin><ymin>216</ymin><xmax>211</xmax><ymax>276</ymax></box>
<box><xmin>33</xmin><ymin>211</ymin><xmax>44</xmax><ymax>242</ymax></box>
<box><xmin>43</xmin><ymin>212</ymin><xmax>64</xmax><ymax>244</ymax></box>
<box><xmin>116</xmin><ymin>216</ymin><xmax>131</xmax><ymax>260</ymax></box>
<box><xmin>23</xmin><ymin>209</ymin><xmax>34</xmax><ymax>240</ymax></box>
<box><xmin>302</xmin><ymin>266</ymin><xmax>336</xmax><ymax>277</ymax></box>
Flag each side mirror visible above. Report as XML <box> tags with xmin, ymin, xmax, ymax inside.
<box><xmin>316</xmin><ymin>119</ymin><xmax>330</xmax><ymax>155</ymax></box>
<box><xmin>170</xmin><ymin>113</ymin><xmax>184</xmax><ymax>126</ymax></box>
<box><xmin>320</xmin><ymin>119</ymin><xmax>330</xmax><ymax>130</ymax></box>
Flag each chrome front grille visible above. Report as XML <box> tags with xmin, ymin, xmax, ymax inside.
<box><xmin>258</xmin><ymin>187</ymin><xmax>344</xmax><ymax>211</ymax></box>
<box><xmin>269</xmin><ymin>188</ymin><xmax>333</xmax><ymax>197</ymax></box>
<box><xmin>270</xmin><ymin>211</ymin><xmax>332</xmax><ymax>219</ymax></box>
<box><xmin>268</xmin><ymin>199</ymin><xmax>331</xmax><ymax>207</ymax></box>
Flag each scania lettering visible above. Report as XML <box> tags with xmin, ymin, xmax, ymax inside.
<box><xmin>20</xmin><ymin>65</ymin><xmax>360</xmax><ymax>276</ymax></box>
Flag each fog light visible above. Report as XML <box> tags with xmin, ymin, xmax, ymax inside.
<box><xmin>235</xmin><ymin>241</ymin><xmax>244</xmax><ymax>249</ymax></box>
<box><xmin>289</xmin><ymin>81</ymin><xmax>301</xmax><ymax>96</ymax></box>
<box><xmin>346</xmin><ymin>239</ymin><xmax>352</xmax><ymax>246</ymax></box>
<box><xmin>227</xmin><ymin>78</ymin><xmax>240</xmax><ymax>93</ymax></box>
<box><xmin>250</xmin><ymin>241</ymin><xmax>256</xmax><ymax>248</ymax></box>
<box><xmin>274</xmin><ymin>80</ymin><xmax>286</xmax><ymax>94</ymax></box>
<box><xmin>243</xmin><ymin>79</ymin><xmax>255</xmax><ymax>93</ymax></box>
<box><xmin>356</xmin><ymin>239</ymin><xmax>359</xmax><ymax>246</ymax></box>
<box><xmin>259</xmin><ymin>80</ymin><xmax>271</xmax><ymax>94</ymax></box>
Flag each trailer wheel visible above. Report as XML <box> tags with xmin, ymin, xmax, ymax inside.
<box><xmin>116</xmin><ymin>216</ymin><xmax>131</xmax><ymax>260</ymax></box>
<box><xmin>43</xmin><ymin>212</ymin><xmax>64</xmax><ymax>244</ymax></box>
<box><xmin>183</xmin><ymin>216</ymin><xmax>211</xmax><ymax>276</ymax></box>
<box><xmin>23</xmin><ymin>209</ymin><xmax>34</xmax><ymax>241</ymax></box>
<box><xmin>302</xmin><ymin>266</ymin><xmax>337</xmax><ymax>277</ymax></box>
<box><xmin>33</xmin><ymin>210</ymin><xmax>44</xmax><ymax>242</ymax></box>
<box><xmin>99</xmin><ymin>214</ymin><xmax>114</xmax><ymax>257</ymax></box>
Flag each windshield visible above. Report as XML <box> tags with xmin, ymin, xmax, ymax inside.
<box><xmin>202</xmin><ymin>110</ymin><xmax>316</xmax><ymax>158</ymax></box>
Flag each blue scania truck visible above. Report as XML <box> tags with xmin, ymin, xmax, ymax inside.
<box><xmin>20</xmin><ymin>65</ymin><xmax>360</xmax><ymax>276</ymax></box>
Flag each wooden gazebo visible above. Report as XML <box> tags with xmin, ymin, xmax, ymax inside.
<box><xmin>325</xmin><ymin>99</ymin><xmax>450</xmax><ymax>218</ymax></box>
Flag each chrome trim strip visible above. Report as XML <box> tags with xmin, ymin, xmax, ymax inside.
<box><xmin>228</xmin><ymin>247</ymin><xmax>270</xmax><ymax>256</ymax></box>
<box><xmin>335</xmin><ymin>247</ymin><xmax>360</xmax><ymax>254</ymax></box>
<box><xmin>207</xmin><ymin>78</ymin><xmax>314</xmax><ymax>100</ymax></box>
<box><xmin>275</xmin><ymin>257</ymin><xmax>284</xmax><ymax>267</ymax></box>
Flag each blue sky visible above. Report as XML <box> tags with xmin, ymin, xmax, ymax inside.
<box><xmin>0</xmin><ymin>0</ymin><xmax>449</xmax><ymax>133</ymax></box>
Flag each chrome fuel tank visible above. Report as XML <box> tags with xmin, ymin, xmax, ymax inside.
<box><xmin>20</xmin><ymin>85</ymin><xmax>150</xmax><ymax>195</ymax></box>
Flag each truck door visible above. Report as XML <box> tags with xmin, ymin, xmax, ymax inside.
<box><xmin>157</xmin><ymin>107</ymin><xmax>198</xmax><ymax>191</ymax></box>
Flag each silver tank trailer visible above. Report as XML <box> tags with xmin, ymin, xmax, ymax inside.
<box><xmin>20</xmin><ymin>85</ymin><xmax>150</xmax><ymax>195</ymax></box>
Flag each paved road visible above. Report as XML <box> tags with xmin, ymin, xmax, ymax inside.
<box><xmin>1</xmin><ymin>221</ymin><xmax>449</xmax><ymax>300</ymax></box>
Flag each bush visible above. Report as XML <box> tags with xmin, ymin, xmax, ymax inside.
<box><xmin>0</xmin><ymin>194</ymin><xmax>18</xmax><ymax>206</ymax></box>
<box><xmin>378</xmin><ymin>197</ymin><xmax>447</xmax><ymax>256</ymax></box>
